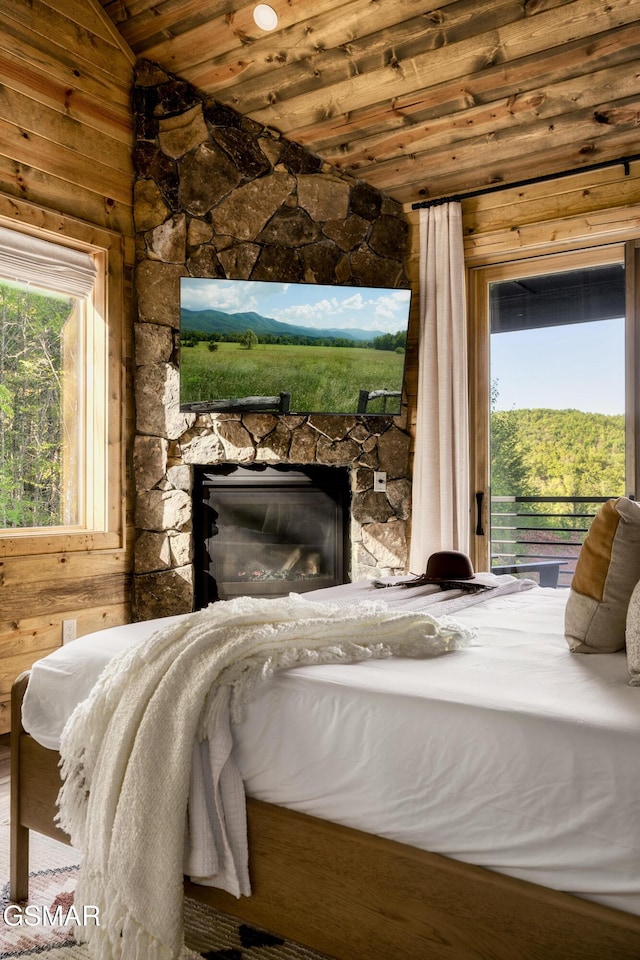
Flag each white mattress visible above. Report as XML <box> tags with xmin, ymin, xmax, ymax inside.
<box><xmin>21</xmin><ymin>584</ymin><xmax>640</xmax><ymax>916</ymax></box>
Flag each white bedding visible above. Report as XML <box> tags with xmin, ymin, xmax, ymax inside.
<box><xmin>21</xmin><ymin>583</ymin><xmax>640</xmax><ymax>916</ymax></box>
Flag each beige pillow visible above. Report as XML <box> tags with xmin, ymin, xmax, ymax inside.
<box><xmin>565</xmin><ymin>497</ymin><xmax>640</xmax><ymax>653</ymax></box>
<box><xmin>625</xmin><ymin>581</ymin><xmax>640</xmax><ymax>684</ymax></box>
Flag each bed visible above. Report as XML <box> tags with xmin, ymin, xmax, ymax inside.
<box><xmin>10</xmin><ymin>579</ymin><xmax>640</xmax><ymax>960</ymax></box>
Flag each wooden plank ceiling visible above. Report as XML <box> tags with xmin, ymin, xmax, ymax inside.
<box><xmin>99</xmin><ymin>0</ymin><xmax>640</xmax><ymax>207</ymax></box>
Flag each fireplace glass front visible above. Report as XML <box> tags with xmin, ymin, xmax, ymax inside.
<box><xmin>195</xmin><ymin>465</ymin><xmax>350</xmax><ymax>605</ymax></box>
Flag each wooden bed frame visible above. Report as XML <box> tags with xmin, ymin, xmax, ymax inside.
<box><xmin>10</xmin><ymin>672</ymin><xmax>640</xmax><ymax>960</ymax></box>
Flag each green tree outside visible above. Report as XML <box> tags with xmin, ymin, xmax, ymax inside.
<box><xmin>0</xmin><ymin>282</ymin><xmax>74</xmax><ymax>528</ymax></box>
<box><xmin>490</xmin><ymin>390</ymin><xmax>625</xmax><ymax>565</ymax></box>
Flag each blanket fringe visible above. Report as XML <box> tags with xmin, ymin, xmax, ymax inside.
<box><xmin>75</xmin><ymin>879</ymin><xmax>178</xmax><ymax>960</ymax></box>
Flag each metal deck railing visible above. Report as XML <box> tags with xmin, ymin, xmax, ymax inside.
<box><xmin>490</xmin><ymin>495</ymin><xmax>615</xmax><ymax>588</ymax></box>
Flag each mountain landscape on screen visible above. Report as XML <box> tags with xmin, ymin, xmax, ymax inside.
<box><xmin>180</xmin><ymin>307</ymin><xmax>375</xmax><ymax>343</ymax></box>
<box><xmin>179</xmin><ymin>278</ymin><xmax>412</xmax><ymax>416</ymax></box>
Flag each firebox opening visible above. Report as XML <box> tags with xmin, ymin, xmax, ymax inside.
<box><xmin>194</xmin><ymin>464</ymin><xmax>350</xmax><ymax>607</ymax></box>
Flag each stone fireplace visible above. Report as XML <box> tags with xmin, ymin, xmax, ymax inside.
<box><xmin>133</xmin><ymin>415</ymin><xmax>412</xmax><ymax>621</ymax></box>
<box><xmin>131</xmin><ymin>61</ymin><xmax>414</xmax><ymax>621</ymax></box>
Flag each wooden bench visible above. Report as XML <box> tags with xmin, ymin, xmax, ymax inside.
<box><xmin>357</xmin><ymin>389</ymin><xmax>401</xmax><ymax>413</ymax></box>
<box><xmin>182</xmin><ymin>392</ymin><xmax>291</xmax><ymax>414</ymax></box>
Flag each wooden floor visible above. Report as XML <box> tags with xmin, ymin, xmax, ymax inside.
<box><xmin>0</xmin><ymin>734</ymin><xmax>9</xmax><ymax>823</ymax></box>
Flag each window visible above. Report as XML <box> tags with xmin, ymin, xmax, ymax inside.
<box><xmin>0</xmin><ymin>281</ymin><xmax>80</xmax><ymax>527</ymax></box>
<box><xmin>0</xmin><ymin>205</ymin><xmax>123</xmax><ymax>553</ymax></box>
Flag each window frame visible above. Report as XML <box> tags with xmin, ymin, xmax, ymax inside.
<box><xmin>0</xmin><ymin>195</ymin><xmax>124</xmax><ymax>557</ymax></box>
<box><xmin>469</xmin><ymin>240</ymin><xmax>637</xmax><ymax>572</ymax></box>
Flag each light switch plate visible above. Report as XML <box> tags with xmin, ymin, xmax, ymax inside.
<box><xmin>373</xmin><ymin>471</ymin><xmax>387</xmax><ymax>492</ymax></box>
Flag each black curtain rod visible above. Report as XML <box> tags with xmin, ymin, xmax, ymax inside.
<box><xmin>411</xmin><ymin>152</ymin><xmax>640</xmax><ymax>210</ymax></box>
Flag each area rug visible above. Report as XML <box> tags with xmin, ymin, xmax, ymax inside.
<box><xmin>0</xmin><ymin>823</ymin><xmax>332</xmax><ymax>960</ymax></box>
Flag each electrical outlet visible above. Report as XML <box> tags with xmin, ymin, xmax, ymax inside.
<box><xmin>62</xmin><ymin>619</ymin><xmax>76</xmax><ymax>644</ymax></box>
<box><xmin>373</xmin><ymin>470</ymin><xmax>387</xmax><ymax>492</ymax></box>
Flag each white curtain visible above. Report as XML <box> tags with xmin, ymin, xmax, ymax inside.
<box><xmin>409</xmin><ymin>201</ymin><xmax>470</xmax><ymax>573</ymax></box>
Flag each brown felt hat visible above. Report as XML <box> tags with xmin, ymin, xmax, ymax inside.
<box><xmin>423</xmin><ymin>550</ymin><xmax>475</xmax><ymax>582</ymax></box>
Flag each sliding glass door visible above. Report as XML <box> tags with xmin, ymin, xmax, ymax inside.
<box><xmin>470</xmin><ymin>242</ymin><xmax>638</xmax><ymax>585</ymax></box>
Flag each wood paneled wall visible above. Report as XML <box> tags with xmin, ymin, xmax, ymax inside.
<box><xmin>0</xmin><ymin>0</ymin><xmax>136</xmax><ymax>732</ymax></box>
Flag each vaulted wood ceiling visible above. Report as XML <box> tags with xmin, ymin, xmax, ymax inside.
<box><xmin>100</xmin><ymin>0</ymin><xmax>640</xmax><ymax>207</ymax></box>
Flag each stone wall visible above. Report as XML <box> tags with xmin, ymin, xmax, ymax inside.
<box><xmin>132</xmin><ymin>60</ymin><xmax>413</xmax><ymax>620</ymax></box>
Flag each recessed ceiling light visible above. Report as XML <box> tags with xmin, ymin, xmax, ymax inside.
<box><xmin>253</xmin><ymin>3</ymin><xmax>278</xmax><ymax>30</ymax></box>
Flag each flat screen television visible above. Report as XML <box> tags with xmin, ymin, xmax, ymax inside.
<box><xmin>179</xmin><ymin>278</ymin><xmax>412</xmax><ymax>416</ymax></box>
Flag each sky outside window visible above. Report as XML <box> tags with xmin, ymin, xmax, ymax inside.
<box><xmin>490</xmin><ymin>316</ymin><xmax>624</xmax><ymax>415</ymax></box>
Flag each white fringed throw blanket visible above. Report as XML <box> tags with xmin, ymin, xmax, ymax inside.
<box><xmin>56</xmin><ymin>592</ymin><xmax>476</xmax><ymax>960</ymax></box>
